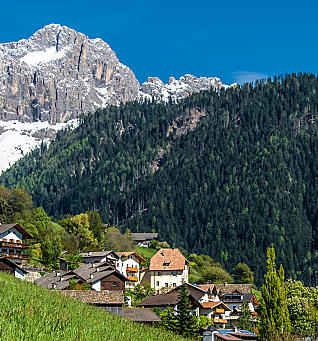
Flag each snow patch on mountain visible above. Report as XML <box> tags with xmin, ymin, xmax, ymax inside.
<box><xmin>20</xmin><ymin>46</ymin><xmax>70</xmax><ymax>67</ymax></box>
<box><xmin>0</xmin><ymin>119</ymin><xmax>77</xmax><ymax>174</ymax></box>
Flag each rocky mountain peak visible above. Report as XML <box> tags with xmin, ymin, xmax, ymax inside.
<box><xmin>0</xmin><ymin>24</ymin><xmax>233</xmax><ymax>174</ymax></box>
<box><xmin>0</xmin><ymin>24</ymin><xmax>139</xmax><ymax>124</ymax></box>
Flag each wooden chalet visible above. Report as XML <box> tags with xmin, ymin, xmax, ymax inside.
<box><xmin>0</xmin><ymin>223</ymin><xmax>32</xmax><ymax>264</ymax></box>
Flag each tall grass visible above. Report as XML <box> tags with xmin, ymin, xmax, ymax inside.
<box><xmin>0</xmin><ymin>272</ymin><xmax>187</xmax><ymax>340</ymax></box>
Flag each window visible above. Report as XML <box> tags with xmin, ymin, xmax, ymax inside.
<box><xmin>156</xmin><ymin>281</ymin><xmax>159</xmax><ymax>286</ymax></box>
<box><xmin>173</xmin><ymin>283</ymin><xmax>176</xmax><ymax>287</ymax></box>
<box><xmin>172</xmin><ymin>271</ymin><xmax>177</xmax><ymax>276</ymax></box>
<box><xmin>165</xmin><ymin>283</ymin><xmax>168</xmax><ymax>287</ymax></box>
<box><xmin>113</xmin><ymin>282</ymin><xmax>117</xmax><ymax>287</ymax></box>
<box><xmin>158</xmin><ymin>272</ymin><xmax>162</xmax><ymax>276</ymax></box>
<box><xmin>128</xmin><ymin>256</ymin><xmax>132</xmax><ymax>259</ymax></box>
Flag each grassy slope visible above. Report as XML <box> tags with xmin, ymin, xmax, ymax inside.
<box><xmin>135</xmin><ymin>246</ymin><xmax>157</xmax><ymax>261</ymax></box>
<box><xmin>0</xmin><ymin>273</ymin><xmax>187</xmax><ymax>341</ymax></box>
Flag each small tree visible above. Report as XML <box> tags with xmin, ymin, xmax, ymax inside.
<box><xmin>258</xmin><ymin>247</ymin><xmax>291</xmax><ymax>339</ymax></box>
<box><xmin>41</xmin><ymin>235</ymin><xmax>62</xmax><ymax>266</ymax></box>
<box><xmin>232</xmin><ymin>263</ymin><xmax>254</xmax><ymax>284</ymax></box>
<box><xmin>160</xmin><ymin>284</ymin><xmax>199</xmax><ymax>339</ymax></box>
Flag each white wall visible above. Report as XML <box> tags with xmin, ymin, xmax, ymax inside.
<box><xmin>14</xmin><ymin>268</ymin><xmax>25</xmax><ymax>280</ymax></box>
<box><xmin>150</xmin><ymin>269</ymin><xmax>188</xmax><ymax>292</ymax></box>
<box><xmin>117</xmin><ymin>255</ymin><xmax>141</xmax><ymax>289</ymax></box>
<box><xmin>0</xmin><ymin>229</ymin><xmax>23</xmax><ymax>242</ymax></box>
<box><xmin>91</xmin><ymin>280</ymin><xmax>101</xmax><ymax>291</ymax></box>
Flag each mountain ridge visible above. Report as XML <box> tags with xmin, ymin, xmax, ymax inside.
<box><xmin>0</xmin><ymin>23</ymin><xmax>232</xmax><ymax>173</ymax></box>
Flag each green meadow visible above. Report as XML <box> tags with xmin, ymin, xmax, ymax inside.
<box><xmin>0</xmin><ymin>272</ymin><xmax>187</xmax><ymax>341</ymax></box>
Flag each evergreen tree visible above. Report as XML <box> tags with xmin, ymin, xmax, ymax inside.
<box><xmin>259</xmin><ymin>247</ymin><xmax>291</xmax><ymax>339</ymax></box>
<box><xmin>175</xmin><ymin>284</ymin><xmax>198</xmax><ymax>338</ymax></box>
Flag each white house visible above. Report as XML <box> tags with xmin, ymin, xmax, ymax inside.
<box><xmin>0</xmin><ymin>223</ymin><xmax>32</xmax><ymax>264</ymax></box>
<box><xmin>142</xmin><ymin>248</ymin><xmax>189</xmax><ymax>293</ymax></box>
<box><xmin>116</xmin><ymin>251</ymin><xmax>146</xmax><ymax>289</ymax></box>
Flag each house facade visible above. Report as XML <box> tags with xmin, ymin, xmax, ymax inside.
<box><xmin>0</xmin><ymin>224</ymin><xmax>31</xmax><ymax>264</ymax></box>
<box><xmin>143</xmin><ymin>248</ymin><xmax>189</xmax><ymax>293</ymax></box>
<box><xmin>116</xmin><ymin>251</ymin><xmax>145</xmax><ymax>289</ymax></box>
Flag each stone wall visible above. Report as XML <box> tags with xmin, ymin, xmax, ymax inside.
<box><xmin>59</xmin><ymin>290</ymin><xmax>124</xmax><ymax>305</ymax></box>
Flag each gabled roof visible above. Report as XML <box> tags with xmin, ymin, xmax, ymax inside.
<box><xmin>137</xmin><ymin>293</ymin><xmax>180</xmax><ymax>307</ymax></box>
<box><xmin>87</xmin><ymin>269</ymin><xmax>127</xmax><ymax>283</ymax></box>
<box><xmin>0</xmin><ymin>223</ymin><xmax>32</xmax><ymax>239</ymax></box>
<box><xmin>200</xmin><ymin>301</ymin><xmax>232</xmax><ymax>311</ymax></box>
<box><xmin>198</xmin><ymin>284</ymin><xmax>252</xmax><ymax>295</ymax></box>
<box><xmin>122</xmin><ymin>308</ymin><xmax>161</xmax><ymax>322</ymax></box>
<box><xmin>80</xmin><ymin>250</ymin><xmax>119</xmax><ymax>260</ymax></box>
<box><xmin>170</xmin><ymin>283</ymin><xmax>207</xmax><ymax>302</ymax></box>
<box><xmin>70</xmin><ymin>262</ymin><xmax>115</xmax><ymax>281</ymax></box>
<box><xmin>149</xmin><ymin>248</ymin><xmax>188</xmax><ymax>271</ymax></box>
<box><xmin>116</xmin><ymin>251</ymin><xmax>146</xmax><ymax>262</ymax></box>
<box><xmin>0</xmin><ymin>257</ymin><xmax>28</xmax><ymax>274</ymax></box>
<box><xmin>131</xmin><ymin>233</ymin><xmax>158</xmax><ymax>242</ymax></box>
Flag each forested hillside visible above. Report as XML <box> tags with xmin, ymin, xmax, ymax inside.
<box><xmin>2</xmin><ymin>73</ymin><xmax>318</xmax><ymax>285</ymax></box>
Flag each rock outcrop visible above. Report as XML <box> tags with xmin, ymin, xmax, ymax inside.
<box><xmin>0</xmin><ymin>24</ymin><xmax>233</xmax><ymax>174</ymax></box>
<box><xmin>0</xmin><ymin>24</ymin><xmax>140</xmax><ymax>124</ymax></box>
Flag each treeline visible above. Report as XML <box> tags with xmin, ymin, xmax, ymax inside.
<box><xmin>0</xmin><ymin>186</ymin><xmax>133</xmax><ymax>268</ymax></box>
<box><xmin>2</xmin><ymin>73</ymin><xmax>318</xmax><ymax>284</ymax></box>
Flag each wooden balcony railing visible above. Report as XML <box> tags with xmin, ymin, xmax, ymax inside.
<box><xmin>127</xmin><ymin>276</ymin><xmax>138</xmax><ymax>282</ymax></box>
<box><xmin>214</xmin><ymin>318</ymin><xmax>227</xmax><ymax>324</ymax></box>
<box><xmin>0</xmin><ymin>241</ymin><xmax>29</xmax><ymax>249</ymax></box>
<box><xmin>215</xmin><ymin>308</ymin><xmax>225</xmax><ymax>314</ymax></box>
<box><xmin>0</xmin><ymin>252</ymin><xmax>29</xmax><ymax>260</ymax></box>
<box><xmin>126</xmin><ymin>267</ymin><xmax>138</xmax><ymax>273</ymax></box>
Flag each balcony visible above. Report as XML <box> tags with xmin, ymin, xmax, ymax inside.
<box><xmin>0</xmin><ymin>252</ymin><xmax>29</xmax><ymax>260</ymax></box>
<box><xmin>127</xmin><ymin>276</ymin><xmax>138</xmax><ymax>282</ymax></box>
<box><xmin>126</xmin><ymin>267</ymin><xmax>138</xmax><ymax>273</ymax></box>
<box><xmin>215</xmin><ymin>308</ymin><xmax>225</xmax><ymax>314</ymax></box>
<box><xmin>214</xmin><ymin>318</ymin><xmax>227</xmax><ymax>324</ymax></box>
<box><xmin>0</xmin><ymin>240</ymin><xmax>29</xmax><ymax>249</ymax></box>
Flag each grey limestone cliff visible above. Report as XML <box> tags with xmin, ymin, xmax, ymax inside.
<box><xmin>0</xmin><ymin>24</ymin><xmax>140</xmax><ymax>124</ymax></box>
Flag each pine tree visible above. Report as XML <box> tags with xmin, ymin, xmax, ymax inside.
<box><xmin>175</xmin><ymin>284</ymin><xmax>198</xmax><ymax>338</ymax></box>
<box><xmin>259</xmin><ymin>247</ymin><xmax>291</xmax><ymax>339</ymax></box>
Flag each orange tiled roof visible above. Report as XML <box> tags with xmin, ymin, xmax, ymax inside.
<box><xmin>149</xmin><ymin>248</ymin><xmax>188</xmax><ymax>271</ymax></box>
<box><xmin>201</xmin><ymin>301</ymin><xmax>232</xmax><ymax>311</ymax></box>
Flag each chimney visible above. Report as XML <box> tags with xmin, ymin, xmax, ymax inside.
<box><xmin>90</xmin><ymin>274</ymin><xmax>94</xmax><ymax>279</ymax></box>
<box><xmin>96</xmin><ymin>267</ymin><xmax>100</xmax><ymax>272</ymax></box>
<box><xmin>234</xmin><ymin>326</ymin><xmax>239</xmax><ymax>333</ymax></box>
<box><xmin>55</xmin><ymin>272</ymin><xmax>60</xmax><ymax>277</ymax></box>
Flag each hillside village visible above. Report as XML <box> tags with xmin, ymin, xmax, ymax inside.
<box><xmin>0</xmin><ymin>202</ymin><xmax>259</xmax><ymax>340</ymax></box>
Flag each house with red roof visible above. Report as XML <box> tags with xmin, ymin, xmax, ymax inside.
<box><xmin>142</xmin><ymin>248</ymin><xmax>189</xmax><ymax>293</ymax></box>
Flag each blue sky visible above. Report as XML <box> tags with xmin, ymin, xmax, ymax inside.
<box><xmin>1</xmin><ymin>0</ymin><xmax>317</xmax><ymax>85</ymax></box>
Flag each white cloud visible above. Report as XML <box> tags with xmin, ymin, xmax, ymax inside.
<box><xmin>233</xmin><ymin>71</ymin><xmax>269</xmax><ymax>84</ymax></box>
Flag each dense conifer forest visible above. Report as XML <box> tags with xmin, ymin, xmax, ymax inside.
<box><xmin>2</xmin><ymin>73</ymin><xmax>318</xmax><ymax>285</ymax></box>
